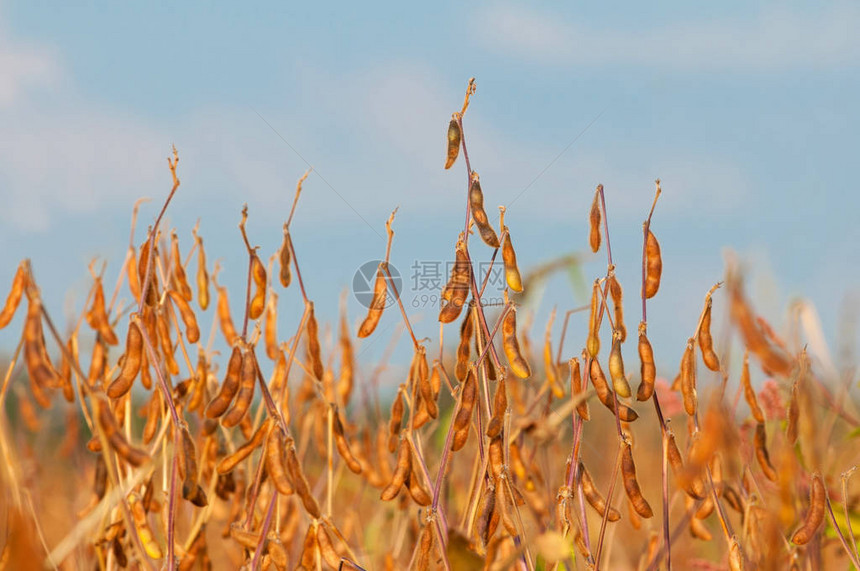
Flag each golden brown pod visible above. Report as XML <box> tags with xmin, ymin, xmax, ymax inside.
<box><xmin>589</xmin><ymin>186</ymin><xmax>602</xmax><ymax>253</ymax></box>
<box><xmin>791</xmin><ymin>473</ymin><xmax>825</xmax><ymax>545</ymax></box>
<box><xmin>155</xmin><ymin>310</ymin><xmax>180</xmax><ymax>376</ymax></box>
<box><xmin>278</xmin><ymin>225</ymin><xmax>292</xmax><ymax>288</ymax></box>
<box><xmin>216</xmin><ymin>417</ymin><xmax>271</xmax><ymax>474</ymax></box>
<box><xmin>170</xmin><ymin>230</ymin><xmax>193</xmax><ymax>301</ymax></box>
<box><xmin>445</xmin><ymin>116</ymin><xmax>461</xmax><ymax>169</ymax></box>
<box><xmin>608</xmin><ymin>331</ymin><xmax>630</xmax><ymax>398</ymax></box>
<box><xmin>306</xmin><ymin>301</ymin><xmax>324</xmax><ymax>380</ymax></box>
<box><xmin>285</xmin><ymin>438</ymin><xmax>322</xmax><ymax>518</ymax></box>
<box><xmin>167</xmin><ymin>289</ymin><xmax>200</xmax><ymax>344</ymax></box>
<box><xmin>439</xmin><ymin>240</ymin><xmax>471</xmax><ymax>323</ymax></box>
<box><xmin>543</xmin><ymin>313</ymin><xmax>563</xmax><ymax>398</ymax></box>
<box><xmin>332</xmin><ymin>406</ymin><xmax>362</xmax><ymax>474</ymax></box>
<box><xmin>590</xmin><ymin>357</ymin><xmax>639</xmax><ymax>421</ymax></box>
<box><xmin>249</xmin><ymin>253</ymin><xmax>267</xmax><ymax>320</ymax></box>
<box><xmin>316</xmin><ymin>523</ymin><xmax>342</xmax><ymax>569</ymax></box>
<box><xmin>96</xmin><ymin>400</ymin><xmax>149</xmax><ymax>467</ymax></box>
<box><xmin>381</xmin><ymin>436</ymin><xmax>412</xmax><ymax>501</ymax></box>
<box><xmin>205</xmin><ymin>344</ymin><xmax>243</xmax><ymax>418</ymax></box>
<box><xmin>636</xmin><ymin>323</ymin><xmax>656</xmax><ymax>401</ymax></box>
<box><xmin>22</xmin><ymin>293</ymin><xmax>56</xmax><ymax>408</ymax></box>
<box><xmin>753</xmin><ymin>422</ymin><xmax>778</xmax><ymax>482</ymax></box>
<box><xmin>741</xmin><ymin>352</ymin><xmax>764</xmax><ymax>423</ymax></box>
<box><xmin>215</xmin><ymin>279</ymin><xmax>238</xmax><ymax>346</ymax></box>
<box><xmin>580</xmin><ymin>462</ymin><xmax>621</xmax><ymax>521</ymax></box>
<box><xmin>388</xmin><ymin>390</ymin><xmax>404</xmax><ymax>453</ymax></box>
<box><xmin>644</xmin><ymin>229</ymin><xmax>662</xmax><ymax>299</ymax></box>
<box><xmin>221</xmin><ymin>346</ymin><xmax>257</xmax><ymax>428</ymax></box>
<box><xmin>264</xmin><ymin>292</ymin><xmax>278</xmax><ymax>360</ymax></box>
<box><xmin>128</xmin><ymin>492</ymin><xmax>163</xmax><ymax>559</ymax></box>
<box><xmin>500</xmin><ymin>209</ymin><xmax>523</xmax><ymax>292</ymax></box>
<box><xmin>621</xmin><ymin>439</ymin><xmax>653</xmax><ymax>518</ymax></box>
<box><xmin>265</xmin><ymin>425</ymin><xmax>294</xmax><ymax>496</ymax></box>
<box><xmin>455</xmin><ymin>311</ymin><xmax>474</xmax><ymax>382</ymax></box>
<box><xmin>137</xmin><ymin>236</ymin><xmax>160</xmax><ymax>307</ymax></box>
<box><xmin>358</xmin><ymin>262</ymin><xmax>387</xmax><ymax>338</ymax></box>
<box><xmin>680</xmin><ymin>340</ymin><xmax>697</xmax><ymax>416</ymax></box>
<box><xmin>195</xmin><ymin>232</ymin><xmax>210</xmax><ymax>310</ymax></box>
<box><xmin>469</xmin><ymin>172</ymin><xmax>500</xmax><ymax>248</ymax></box>
<box><xmin>698</xmin><ymin>299</ymin><xmax>720</xmax><ymax>371</ymax></box>
<box><xmin>608</xmin><ymin>273</ymin><xmax>626</xmax><ymax>342</ymax></box>
<box><xmin>451</xmin><ymin>368</ymin><xmax>478</xmax><ymax>451</ymax></box>
<box><xmin>569</xmin><ymin>358</ymin><xmax>589</xmax><ymax>420</ymax></box>
<box><xmin>106</xmin><ymin>321</ymin><xmax>143</xmax><ymax>398</ymax></box>
<box><xmin>0</xmin><ymin>260</ymin><xmax>27</xmax><ymax>329</ymax></box>
<box><xmin>587</xmin><ymin>279</ymin><xmax>601</xmax><ymax>358</ymax></box>
<box><xmin>502</xmin><ymin>305</ymin><xmax>531</xmax><ymax>379</ymax></box>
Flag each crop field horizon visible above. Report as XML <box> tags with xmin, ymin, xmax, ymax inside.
<box><xmin>0</xmin><ymin>75</ymin><xmax>858</xmax><ymax>571</ymax></box>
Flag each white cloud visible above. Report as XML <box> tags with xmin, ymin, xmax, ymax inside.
<box><xmin>478</xmin><ymin>3</ymin><xmax>860</xmax><ymax>71</ymax></box>
<box><xmin>0</xmin><ymin>40</ymin><xmax>59</xmax><ymax>107</ymax></box>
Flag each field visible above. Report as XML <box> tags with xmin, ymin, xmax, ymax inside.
<box><xmin>0</xmin><ymin>79</ymin><xmax>858</xmax><ymax>570</ymax></box>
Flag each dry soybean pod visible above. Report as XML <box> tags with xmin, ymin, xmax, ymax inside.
<box><xmin>0</xmin><ymin>260</ymin><xmax>27</xmax><ymax>329</ymax></box>
<box><xmin>469</xmin><ymin>172</ymin><xmax>500</xmax><ymax>247</ymax></box>
<box><xmin>213</xmin><ymin>268</ymin><xmax>238</xmax><ymax>345</ymax></box>
<box><xmin>451</xmin><ymin>368</ymin><xmax>478</xmax><ymax>451</ymax></box>
<box><xmin>128</xmin><ymin>492</ymin><xmax>163</xmax><ymax>559</ymax></box>
<box><xmin>264</xmin><ymin>425</ymin><xmax>294</xmax><ymax>496</ymax></box>
<box><xmin>569</xmin><ymin>358</ymin><xmax>590</xmax><ymax>420</ymax></box>
<box><xmin>439</xmin><ymin>238</ymin><xmax>471</xmax><ymax>323</ymax></box>
<box><xmin>107</xmin><ymin>320</ymin><xmax>143</xmax><ymax>399</ymax></box>
<box><xmin>544</xmin><ymin>309</ymin><xmax>563</xmax><ymax>398</ymax></box>
<box><xmin>22</xmin><ymin>292</ymin><xmax>56</xmax><ymax>407</ymax></box>
<box><xmin>608</xmin><ymin>272</ymin><xmax>626</xmax><ymax>342</ymax></box>
<box><xmin>502</xmin><ymin>301</ymin><xmax>531</xmax><ymax>379</ymax></box>
<box><xmin>96</xmin><ymin>400</ymin><xmax>149</xmax><ymax>467</ymax></box>
<box><xmin>636</xmin><ymin>322</ymin><xmax>656</xmax><ymax>401</ymax></box>
<box><xmin>608</xmin><ymin>330</ymin><xmax>630</xmax><ymax>398</ymax></box>
<box><xmin>698</xmin><ymin>297</ymin><xmax>720</xmax><ymax>371</ymax></box>
<box><xmin>644</xmin><ymin>229</ymin><xmax>662</xmax><ymax>299</ymax></box>
<box><xmin>587</xmin><ymin>279</ymin><xmax>601</xmax><ymax>358</ymax></box>
<box><xmin>589</xmin><ymin>186</ymin><xmax>602</xmax><ymax>253</ymax></box>
<box><xmin>285</xmin><ymin>437</ymin><xmax>322</xmax><ymax>518</ymax></box>
<box><xmin>85</xmin><ymin>274</ymin><xmax>119</xmax><ymax>346</ymax></box>
<box><xmin>415</xmin><ymin>346</ymin><xmax>437</xmax><ymax>419</ymax></box>
<box><xmin>216</xmin><ymin>417</ymin><xmax>271</xmax><ymax>474</ymax></box>
<box><xmin>680</xmin><ymin>339</ymin><xmax>697</xmax><ymax>417</ymax></box>
<box><xmin>305</xmin><ymin>301</ymin><xmax>324</xmax><ymax>381</ymax></box>
<box><xmin>221</xmin><ymin>346</ymin><xmax>257</xmax><ymax>428</ymax></box>
<box><xmin>277</xmin><ymin>225</ymin><xmax>293</xmax><ymax>289</ymax></box>
<box><xmin>381</xmin><ymin>436</ymin><xmax>412</xmax><ymax>501</ymax></box>
<box><xmin>316</xmin><ymin>522</ymin><xmax>342</xmax><ymax>569</ymax></box>
<box><xmin>791</xmin><ymin>473</ymin><xmax>825</xmax><ymax>545</ymax></box>
<box><xmin>740</xmin><ymin>352</ymin><xmax>764</xmax><ymax>423</ymax></box>
<box><xmin>179</xmin><ymin>424</ymin><xmax>207</xmax><ymax>506</ymax></box>
<box><xmin>167</xmin><ymin>289</ymin><xmax>200</xmax><ymax>344</ymax></box>
<box><xmin>249</xmin><ymin>252</ymin><xmax>267</xmax><ymax>320</ymax></box>
<box><xmin>580</xmin><ymin>462</ymin><xmax>621</xmax><ymax>521</ymax></box>
<box><xmin>193</xmin><ymin>227</ymin><xmax>210</xmax><ymax>310</ymax></box>
<box><xmin>205</xmin><ymin>344</ymin><xmax>243</xmax><ymax>418</ymax></box>
<box><xmin>455</xmin><ymin>310</ymin><xmax>474</xmax><ymax>382</ymax></box>
<box><xmin>499</xmin><ymin>206</ymin><xmax>523</xmax><ymax>292</ymax></box>
<box><xmin>445</xmin><ymin>114</ymin><xmax>461</xmax><ymax>169</ymax></box>
<box><xmin>155</xmin><ymin>309</ymin><xmax>180</xmax><ymax>376</ymax></box>
<box><xmin>753</xmin><ymin>422</ymin><xmax>778</xmax><ymax>482</ymax></box>
<box><xmin>170</xmin><ymin>230</ymin><xmax>193</xmax><ymax>301</ymax></box>
<box><xmin>621</xmin><ymin>438</ymin><xmax>653</xmax><ymax>518</ymax></box>
<box><xmin>388</xmin><ymin>390</ymin><xmax>404</xmax><ymax>453</ymax></box>
<box><xmin>332</xmin><ymin>405</ymin><xmax>362</xmax><ymax>474</ymax></box>
<box><xmin>264</xmin><ymin>291</ymin><xmax>278</xmax><ymax>360</ymax></box>
<box><xmin>357</xmin><ymin>262</ymin><xmax>387</xmax><ymax>338</ymax></box>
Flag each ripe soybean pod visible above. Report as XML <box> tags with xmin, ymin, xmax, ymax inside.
<box><xmin>680</xmin><ymin>339</ymin><xmax>697</xmax><ymax>417</ymax></box>
<box><xmin>580</xmin><ymin>462</ymin><xmax>621</xmax><ymax>521</ymax></box>
<box><xmin>451</xmin><ymin>368</ymin><xmax>478</xmax><ymax>451</ymax></box>
<box><xmin>698</xmin><ymin>297</ymin><xmax>720</xmax><ymax>371</ymax></box>
<box><xmin>216</xmin><ymin>417</ymin><xmax>272</xmax><ymax>474</ymax></box>
<box><xmin>741</xmin><ymin>352</ymin><xmax>765</xmax><ymax>423</ymax></box>
<box><xmin>445</xmin><ymin>114</ymin><xmax>461</xmax><ymax>169</ymax></box>
<box><xmin>22</xmin><ymin>292</ymin><xmax>57</xmax><ymax>408</ymax></box>
<box><xmin>285</xmin><ymin>436</ymin><xmax>321</xmax><ymax>518</ymax></box>
<box><xmin>264</xmin><ymin>290</ymin><xmax>278</xmax><ymax>360</ymax></box>
<box><xmin>205</xmin><ymin>343</ymin><xmax>243</xmax><ymax>418</ymax></box>
<box><xmin>85</xmin><ymin>273</ymin><xmax>119</xmax><ymax>346</ymax></box>
<box><xmin>502</xmin><ymin>300</ymin><xmax>531</xmax><ymax>379</ymax></box>
<box><xmin>439</xmin><ymin>239</ymin><xmax>471</xmax><ymax>324</ymax></box>
<box><xmin>221</xmin><ymin>345</ymin><xmax>257</xmax><ymax>428</ymax></box>
<box><xmin>278</xmin><ymin>224</ymin><xmax>293</xmax><ymax>288</ymax></box>
<box><xmin>499</xmin><ymin>206</ymin><xmax>523</xmax><ymax>292</ymax></box>
<box><xmin>167</xmin><ymin>289</ymin><xmax>200</xmax><ymax>344</ymax></box>
<box><xmin>358</xmin><ymin>209</ymin><xmax>397</xmax><ymax>338</ymax></box>
<box><xmin>636</xmin><ymin>322</ymin><xmax>656</xmax><ymax>401</ymax></box>
<box><xmin>249</xmin><ymin>252</ymin><xmax>267</xmax><ymax>320</ymax></box>
<box><xmin>193</xmin><ymin>226</ymin><xmax>210</xmax><ymax>310</ymax></box>
<box><xmin>587</xmin><ymin>279</ymin><xmax>601</xmax><ymax>358</ymax></box>
<box><xmin>644</xmin><ymin>229</ymin><xmax>662</xmax><ymax>299</ymax></box>
<box><xmin>264</xmin><ymin>424</ymin><xmax>294</xmax><ymax>496</ymax></box>
<box><xmin>455</xmin><ymin>311</ymin><xmax>474</xmax><ymax>382</ymax></box>
<box><xmin>608</xmin><ymin>329</ymin><xmax>631</xmax><ymax>398</ymax></box>
<box><xmin>332</xmin><ymin>405</ymin><xmax>362</xmax><ymax>474</ymax></box>
<box><xmin>381</xmin><ymin>436</ymin><xmax>412</xmax><ymax>501</ymax></box>
<box><xmin>106</xmin><ymin>319</ymin><xmax>143</xmax><ymax>399</ymax></box>
<box><xmin>469</xmin><ymin>172</ymin><xmax>500</xmax><ymax>248</ymax></box>
<box><xmin>608</xmin><ymin>272</ymin><xmax>626</xmax><ymax>342</ymax></box>
<box><xmin>569</xmin><ymin>358</ymin><xmax>590</xmax><ymax>420</ymax></box>
<box><xmin>753</xmin><ymin>422</ymin><xmax>778</xmax><ymax>482</ymax></box>
<box><xmin>305</xmin><ymin>301</ymin><xmax>324</xmax><ymax>381</ymax></box>
<box><xmin>0</xmin><ymin>260</ymin><xmax>27</xmax><ymax>329</ymax></box>
<box><xmin>621</xmin><ymin>438</ymin><xmax>653</xmax><ymax>518</ymax></box>
<box><xmin>791</xmin><ymin>473</ymin><xmax>825</xmax><ymax>545</ymax></box>
<box><xmin>169</xmin><ymin>230</ymin><xmax>193</xmax><ymax>301</ymax></box>
<box><xmin>96</xmin><ymin>400</ymin><xmax>149</xmax><ymax>467</ymax></box>
<box><xmin>589</xmin><ymin>186</ymin><xmax>602</xmax><ymax>253</ymax></box>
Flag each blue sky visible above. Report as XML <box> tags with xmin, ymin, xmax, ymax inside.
<box><xmin>0</xmin><ymin>2</ymin><xmax>857</xmax><ymax>384</ymax></box>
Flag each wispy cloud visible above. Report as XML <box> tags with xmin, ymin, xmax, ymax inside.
<box><xmin>478</xmin><ymin>3</ymin><xmax>860</xmax><ymax>71</ymax></box>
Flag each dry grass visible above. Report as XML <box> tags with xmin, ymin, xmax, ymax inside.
<box><xmin>0</xmin><ymin>79</ymin><xmax>858</xmax><ymax>571</ymax></box>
